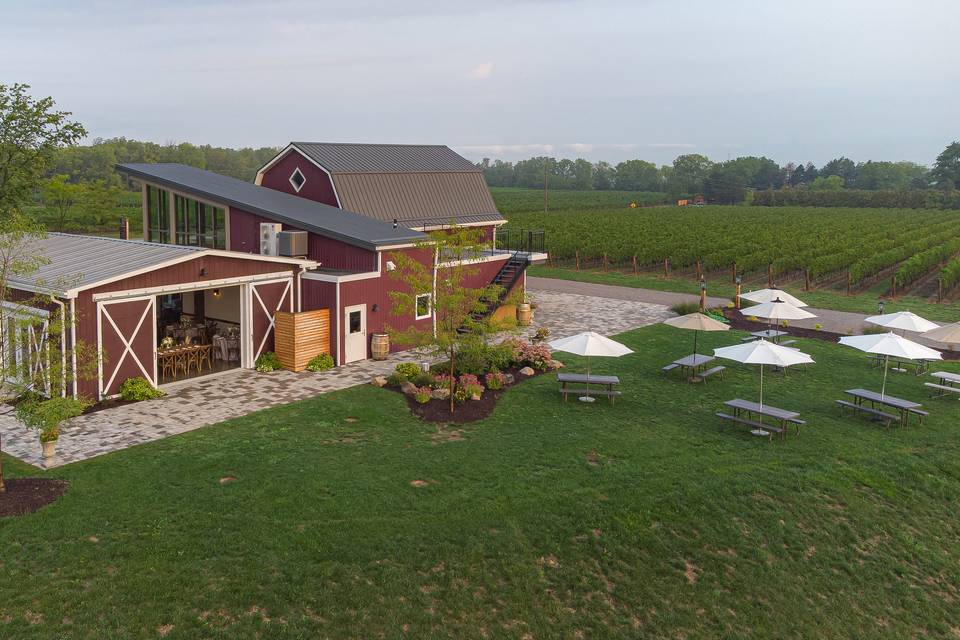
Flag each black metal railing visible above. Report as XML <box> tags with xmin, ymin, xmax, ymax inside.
<box><xmin>495</xmin><ymin>228</ymin><xmax>545</xmax><ymax>253</ymax></box>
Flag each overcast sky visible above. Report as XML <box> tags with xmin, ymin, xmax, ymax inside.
<box><xmin>2</xmin><ymin>0</ymin><xmax>957</xmax><ymax>166</ymax></box>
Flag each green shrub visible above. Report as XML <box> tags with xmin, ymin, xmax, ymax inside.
<box><xmin>670</xmin><ymin>301</ymin><xmax>700</xmax><ymax>316</ymax></box>
<box><xmin>15</xmin><ymin>394</ymin><xmax>91</xmax><ymax>442</ymax></box>
<box><xmin>486</xmin><ymin>342</ymin><xmax>517</xmax><ymax>371</ymax></box>
<box><xmin>452</xmin><ymin>385</ymin><xmax>470</xmax><ymax>403</ymax></box>
<box><xmin>394</xmin><ymin>362</ymin><xmax>423</xmax><ymax>378</ymax></box>
<box><xmin>305</xmin><ymin>353</ymin><xmax>334</xmax><ymax>372</ymax></box>
<box><xmin>386</xmin><ymin>373</ymin><xmax>407</xmax><ymax>387</ymax></box>
<box><xmin>413</xmin><ymin>387</ymin><xmax>432</xmax><ymax>404</ymax></box>
<box><xmin>255</xmin><ymin>352</ymin><xmax>282</xmax><ymax>372</ymax></box>
<box><xmin>119</xmin><ymin>377</ymin><xmax>165</xmax><ymax>401</ymax></box>
<box><xmin>411</xmin><ymin>372</ymin><xmax>434</xmax><ymax>387</ymax></box>
<box><xmin>455</xmin><ymin>341</ymin><xmax>490</xmax><ymax>376</ymax></box>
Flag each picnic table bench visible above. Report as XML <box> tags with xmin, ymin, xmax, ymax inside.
<box><xmin>841</xmin><ymin>388</ymin><xmax>926</xmax><ymax>428</ymax></box>
<box><xmin>926</xmin><ymin>371</ymin><xmax>960</xmax><ymax>399</ymax></box>
<box><xmin>557</xmin><ymin>373</ymin><xmax>622</xmax><ymax>404</ymax></box>
<box><xmin>835</xmin><ymin>399</ymin><xmax>898</xmax><ymax>428</ymax></box>
<box><xmin>867</xmin><ymin>354</ymin><xmax>932</xmax><ymax>376</ymax></box>
<box><xmin>663</xmin><ymin>354</ymin><xmax>723</xmax><ymax>383</ymax></box>
<box><xmin>716</xmin><ymin>398</ymin><xmax>804</xmax><ymax>441</ymax></box>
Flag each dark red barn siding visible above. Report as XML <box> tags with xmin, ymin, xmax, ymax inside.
<box><xmin>301</xmin><ymin>279</ymin><xmax>338</xmax><ymax>360</ymax></box>
<box><xmin>259</xmin><ymin>149</ymin><xmax>339</xmax><ymax>206</ymax></box>
<box><xmin>229</xmin><ymin>206</ymin><xmax>378</xmax><ymax>272</ymax></box>
<box><xmin>73</xmin><ymin>254</ymin><xmax>301</xmax><ymax>398</ymax></box>
<box><xmin>98</xmin><ymin>298</ymin><xmax>155</xmax><ymax>397</ymax></box>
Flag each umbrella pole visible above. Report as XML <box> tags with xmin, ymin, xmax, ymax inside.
<box><xmin>881</xmin><ymin>354</ymin><xmax>889</xmax><ymax>399</ymax></box>
<box><xmin>693</xmin><ymin>330</ymin><xmax>698</xmax><ymax>357</ymax></box>
<box><xmin>759</xmin><ymin>363</ymin><xmax>764</xmax><ymax>410</ymax></box>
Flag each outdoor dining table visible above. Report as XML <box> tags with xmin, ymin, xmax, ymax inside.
<box><xmin>750</xmin><ymin>329</ymin><xmax>788</xmax><ymax>342</ymax></box>
<box><xmin>931</xmin><ymin>371</ymin><xmax>960</xmax><ymax>386</ymax></box>
<box><xmin>672</xmin><ymin>353</ymin><xmax>714</xmax><ymax>381</ymax></box>
<box><xmin>724</xmin><ymin>398</ymin><xmax>801</xmax><ymax>440</ymax></box>
<box><xmin>557</xmin><ymin>372</ymin><xmax>621</xmax><ymax>404</ymax></box>
<box><xmin>868</xmin><ymin>353</ymin><xmax>931</xmax><ymax>376</ymax></box>
<box><xmin>844</xmin><ymin>388</ymin><xmax>923</xmax><ymax>427</ymax></box>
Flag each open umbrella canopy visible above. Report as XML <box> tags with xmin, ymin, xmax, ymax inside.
<box><xmin>923</xmin><ymin>321</ymin><xmax>960</xmax><ymax>345</ymax></box>
<box><xmin>741</xmin><ymin>288</ymin><xmax>808</xmax><ymax>307</ymax></box>
<box><xmin>865</xmin><ymin>311</ymin><xmax>939</xmax><ymax>334</ymax></box>
<box><xmin>714</xmin><ymin>339</ymin><xmax>814</xmax><ymax>368</ymax></box>
<box><xmin>713</xmin><ymin>339</ymin><xmax>814</xmax><ymax>408</ymax></box>
<box><xmin>839</xmin><ymin>332</ymin><xmax>942</xmax><ymax>360</ymax></box>
<box><xmin>664</xmin><ymin>312</ymin><xmax>730</xmax><ymax>332</ymax></box>
<box><xmin>745</xmin><ymin>299</ymin><xmax>817</xmax><ymax>321</ymax></box>
<box><xmin>548</xmin><ymin>331</ymin><xmax>633</xmax><ymax>357</ymax></box>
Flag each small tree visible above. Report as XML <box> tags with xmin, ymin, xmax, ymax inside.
<box><xmin>41</xmin><ymin>174</ymin><xmax>82</xmax><ymax>231</ymax></box>
<box><xmin>386</xmin><ymin>226</ymin><xmax>504</xmax><ymax>413</ymax></box>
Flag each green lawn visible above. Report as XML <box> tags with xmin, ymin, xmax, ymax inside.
<box><xmin>2</xmin><ymin>325</ymin><xmax>960</xmax><ymax>638</ymax></box>
<box><xmin>529</xmin><ymin>265</ymin><xmax>960</xmax><ymax>322</ymax></box>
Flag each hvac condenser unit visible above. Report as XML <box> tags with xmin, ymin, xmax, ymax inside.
<box><xmin>259</xmin><ymin>223</ymin><xmax>282</xmax><ymax>255</ymax></box>
<box><xmin>278</xmin><ymin>230</ymin><xmax>308</xmax><ymax>257</ymax></box>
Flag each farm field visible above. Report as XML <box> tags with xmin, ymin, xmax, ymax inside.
<box><xmin>490</xmin><ymin>187</ymin><xmax>668</xmax><ymax>214</ymax></box>
<box><xmin>3</xmin><ymin>325</ymin><xmax>960</xmax><ymax>638</ymax></box>
<box><xmin>494</xmin><ymin>192</ymin><xmax>960</xmax><ymax>312</ymax></box>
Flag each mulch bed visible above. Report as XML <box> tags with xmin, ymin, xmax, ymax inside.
<box><xmin>0</xmin><ymin>478</ymin><xmax>68</xmax><ymax>518</ymax></box>
<box><xmin>386</xmin><ymin>367</ymin><xmax>547</xmax><ymax>424</ymax></box>
<box><xmin>723</xmin><ymin>309</ymin><xmax>960</xmax><ymax>360</ymax></box>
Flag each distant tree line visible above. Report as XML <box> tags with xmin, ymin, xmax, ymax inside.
<box><xmin>479</xmin><ymin>142</ymin><xmax>960</xmax><ymax>206</ymax></box>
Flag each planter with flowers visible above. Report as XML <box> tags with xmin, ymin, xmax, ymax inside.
<box><xmin>15</xmin><ymin>394</ymin><xmax>91</xmax><ymax>467</ymax></box>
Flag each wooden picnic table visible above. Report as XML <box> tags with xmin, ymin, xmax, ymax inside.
<box><xmin>843</xmin><ymin>388</ymin><xmax>926</xmax><ymax>427</ymax></box>
<box><xmin>926</xmin><ymin>371</ymin><xmax>960</xmax><ymax>399</ymax></box>
<box><xmin>557</xmin><ymin>373</ymin><xmax>621</xmax><ymax>404</ymax></box>
<box><xmin>719</xmin><ymin>398</ymin><xmax>803</xmax><ymax>440</ymax></box>
<box><xmin>750</xmin><ymin>329</ymin><xmax>788</xmax><ymax>342</ymax></box>
<box><xmin>867</xmin><ymin>354</ymin><xmax>932</xmax><ymax>376</ymax></box>
<box><xmin>672</xmin><ymin>353</ymin><xmax>717</xmax><ymax>381</ymax></box>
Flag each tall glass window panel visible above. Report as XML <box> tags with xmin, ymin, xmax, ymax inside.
<box><xmin>146</xmin><ymin>186</ymin><xmax>169</xmax><ymax>243</ymax></box>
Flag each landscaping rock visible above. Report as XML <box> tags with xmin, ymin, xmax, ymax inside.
<box><xmin>504</xmin><ymin>373</ymin><xmax>516</xmax><ymax>385</ymax></box>
<box><xmin>431</xmin><ymin>387</ymin><xmax>450</xmax><ymax>400</ymax></box>
<box><xmin>372</xmin><ymin>375</ymin><xmax>388</xmax><ymax>387</ymax></box>
<box><xmin>400</xmin><ymin>380</ymin><xmax>419</xmax><ymax>395</ymax></box>
<box><xmin>549</xmin><ymin>360</ymin><xmax>565</xmax><ymax>370</ymax></box>
<box><xmin>519</xmin><ymin>366</ymin><xmax>535</xmax><ymax>377</ymax></box>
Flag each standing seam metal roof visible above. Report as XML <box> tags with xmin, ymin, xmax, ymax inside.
<box><xmin>117</xmin><ymin>163</ymin><xmax>427</xmax><ymax>250</ymax></box>
<box><xmin>291</xmin><ymin>142</ymin><xmax>480</xmax><ymax>173</ymax></box>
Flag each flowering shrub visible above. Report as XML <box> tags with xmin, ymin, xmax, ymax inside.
<box><xmin>485</xmin><ymin>371</ymin><xmax>507</xmax><ymax>390</ymax></box>
<box><xmin>458</xmin><ymin>373</ymin><xmax>484</xmax><ymax>398</ymax></box>
<box><xmin>453</xmin><ymin>385</ymin><xmax>470</xmax><ymax>403</ymax></box>
<box><xmin>413</xmin><ymin>387</ymin><xmax>432</xmax><ymax>404</ymax></box>
<box><xmin>432</xmin><ymin>373</ymin><xmax>455</xmax><ymax>390</ymax></box>
<box><xmin>518</xmin><ymin>341</ymin><xmax>553</xmax><ymax>370</ymax></box>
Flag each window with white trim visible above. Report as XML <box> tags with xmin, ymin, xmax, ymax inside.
<box><xmin>289</xmin><ymin>167</ymin><xmax>307</xmax><ymax>192</ymax></box>
<box><xmin>415</xmin><ymin>293</ymin><xmax>432</xmax><ymax>320</ymax></box>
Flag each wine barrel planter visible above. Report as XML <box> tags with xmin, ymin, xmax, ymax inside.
<box><xmin>371</xmin><ymin>333</ymin><xmax>390</xmax><ymax>360</ymax></box>
<box><xmin>517</xmin><ymin>303</ymin><xmax>533</xmax><ymax>326</ymax></box>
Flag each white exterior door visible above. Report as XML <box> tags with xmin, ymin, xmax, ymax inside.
<box><xmin>343</xmin><ymin>304</ymin><xmax>366</xmax><ymax>363</ymax></box>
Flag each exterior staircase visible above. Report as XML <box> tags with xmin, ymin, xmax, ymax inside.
<box><xmin>458</xmin><ymin>251</ymin><xmax>529</xmax><ymax>332</ymax></box>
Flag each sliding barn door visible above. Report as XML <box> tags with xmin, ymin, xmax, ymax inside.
<box><xmin>249</xmin><ymin>278</ymin><xmax>293</xmax><ymax>362</ymax></box>
<box><xmin>98</xmin><ymin>296</ymin><xmax>156</xmax><ymax>398</ymax></box>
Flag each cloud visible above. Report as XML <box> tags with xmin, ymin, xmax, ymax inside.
<box><xmin>645</xmin><ymin>143</ymin><xmax>696</xmax><ymax>149</ymax></box>
<box><xmin>470</xmin><ymin>62</ymin><xmax>494</xmax><ymax>79</ymax></box>
<box><xmin>565</xmin><ymin>142</ymin><xmax>594</xmax><ymax>154</ymax></box>
<box><xmin>456</xmin><ymin>143</ymin><xmax>555</xmax><ymax>156</ymax></box>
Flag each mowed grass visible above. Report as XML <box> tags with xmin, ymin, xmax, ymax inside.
<box><xmin>2</xmin><ymin>325</ymin><xmax>960</xmax><ymax>638</ymax></box>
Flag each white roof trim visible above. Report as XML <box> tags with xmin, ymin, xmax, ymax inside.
<box><xmin>255</xmin><ymin>144</ymin><xmax>343</xmax><ymax>208</ymax></box>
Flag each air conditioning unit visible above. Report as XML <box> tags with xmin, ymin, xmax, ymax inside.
<box><xmin>278</xmin><ymin>230</ymin><xmax>308</xmax><ymax>257</ymax></box>
<box><xmin>259</xmin><ymin>223</ymin><xmax>282</xmax><ymax>256</ymax></box>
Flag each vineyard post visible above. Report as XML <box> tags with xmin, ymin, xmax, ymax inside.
<box><xmin>575</xmin><ymin>251</ymin><xmax>580</xmax><ymax>271</ymax></box>
<box><xmin>731</xmin><ymin>262</ymin><xmax>737</xmax><ymax>284</ymax></box>
<box><xmin>632</xmin><ymin>254</ymin><xmax>638</xmax><ymax>277</ymax></box>
<box><xmin>767</xmin><ymin>264</ymin><xmax>773</xmax><ymax>287</ymax></box>
<box><xmin>846</xmin><ymin>270</ymin><xmax>851</xmax><ymax>295</ymax></box>
<box><xmin>891</xmin><ymin>275</ymin><xmax>896</xmax><ymax>298</ymax></box>
<box><xmin>696</xmin><ymin>259</ymin><xmax>702</xmax><ymax>281</ymax></box>
<box><xmin>938</xmin><ymin>278</ymin><xmax>943</xmax><ymax>303</ymax></box>
<box><xmin>699</xmin><ymin>277</ymin><xmax>706</xmax><ymax>313</ymax></box>
<box><xmin>804</xmin><ymin>268</ymin><xmax>810</xmax><ymax>292</ymax></box>
<box><xmin>603</xmin><ymin>253</ymin><xmax>608</xmax><ymax>272</ymax></box>
<box><xmin>735</xmin><ymin>276</ymin><xmax>742</xmax><ymax>309</ymax></box>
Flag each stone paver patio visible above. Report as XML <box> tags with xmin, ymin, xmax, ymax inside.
<box><xmin>0</xmin><ymin>289</ymin><xmax>671</xmax><ymax>468</ymax></box>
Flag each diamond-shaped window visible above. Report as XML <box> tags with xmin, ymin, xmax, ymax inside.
<box><xmin>289</xmin><ymin>167</ymin><xmax>307</xmax><ymax>192</ymax></box>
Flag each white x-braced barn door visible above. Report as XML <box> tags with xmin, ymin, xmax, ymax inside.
<box><xmin>249</xmin><ymin>278</ymin><xmax>293</xmax><ymax>363</ymax></box>
<box><xmin>98</xmin><ymin>296</ymin><xmax>156</xmax><ymax>398</ymax></box>
<box><xmin>2</xmin><ymin>312</ymin><xmax>51</xmax><ymax>395</ymax></box>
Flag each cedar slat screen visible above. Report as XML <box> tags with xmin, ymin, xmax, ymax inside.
<box><xmin>274</xmin><ymin>309</ymin><xmax>331</xmax><ymax>372</ymax></box>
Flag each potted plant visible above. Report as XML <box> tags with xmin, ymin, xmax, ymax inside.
<box><xmin>15</xmin><ymin>394</ymin><xmax>91</xmax><ymax>466</ymax></box>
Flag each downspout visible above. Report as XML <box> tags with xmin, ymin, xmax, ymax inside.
<box><xmin>432</xmin><ymin>246</ymin><xmax>438</xmax><ymax>338</ymax></box>
<box><xmin>51</xmin><ymin>297</ymin><xmax>68</xmax><ymax>398</ymax></box>
<box><xmin>69</xmin><ymin>298</ymin><xmax>77</xmax><ymax>399</ymax></box>
<box><xmin>335</xmin><ymin>280</ymin><xmax>341</xmax><ymax>366</ymax></box>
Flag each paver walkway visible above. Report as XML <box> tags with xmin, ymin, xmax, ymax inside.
<box><xmin>0</xmin><ymin>289</ymin><xmax>672</xmax><ymax>468</ymax></box>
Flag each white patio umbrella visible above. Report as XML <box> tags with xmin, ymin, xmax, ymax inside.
<box><xmin>713</xmin><ymin>339</ymin><xmax>814</xmax><ymax>409</ymax></box>
<box><xmin>747</xmin><ymin>299</ymin><xmax>818</xmax><ymax>322</ymax></box>
<box><xmin>548</xmin><ymin>331</ymin><xmax>633</xmax><ymax>402</ymax></box>
<box><xmin>838</xmin><ymin>332</ymin><xmax>942</xmax><ymax>398</ymax></box>
<box><xmin>923</xmin><ymin>322</ymin><xmax>960</xmax><ymax>346</ymax></box>
<box><xmin>663</xmin><ymin>312</ymin><xmax>730</xmax><ymax>357</ymax></box>
<box><xmin>865</xmin><ymin>310</ymin><xmax>939</xmax><ymax>334</ymax></box>
<box><xmin>741</xmin><ymin>288</ymin><xmax>808</xmax><ymax>307</ymax></box>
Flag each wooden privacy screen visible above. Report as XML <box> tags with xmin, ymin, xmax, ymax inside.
<box><xmin>274</xmin><ymin>309</ymin><xmax>331</xmax><ymax>372</ymax></box>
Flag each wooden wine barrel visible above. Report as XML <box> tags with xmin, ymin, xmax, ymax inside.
<box><xmin>371</xmin><ymin>333</ymin><xmax>390</xmax><ymax>360</ymax></box>
<box><xmin>517</xmin><ymin>303</ymin><xmax>533</xmax><ymax>326</ymax></box>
